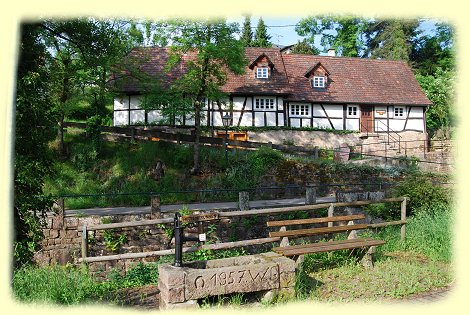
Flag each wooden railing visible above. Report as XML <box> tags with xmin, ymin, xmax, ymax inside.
<box><xmin>64</xmin><ymin>122</ymin><xmax>319</xmax><ymax>156</ymax></box>
<box><xmin>78</xmin><ymin>197</ymin><xmax>408</xmax><ymax>264</ymax></box>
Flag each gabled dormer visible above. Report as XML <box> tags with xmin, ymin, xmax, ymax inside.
<box><xmin>304</xmin><ymin>62</ymin><xmax>330</xmax><ymax>89</ymax></box>
<box><xmin>249</xmin><ymin>53</ymin><xmax>275</xmax><ymax>79</ymax></box>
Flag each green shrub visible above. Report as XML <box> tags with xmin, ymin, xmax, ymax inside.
<box><xmin>250</xmin><ymin>146</ymin><xmax>283</xmax><ymax>177</ymax></box>
<box><xmin>12</xmin><ymin>265</ymin><xmax>108</xmax><ymax>304</ymax></box>
<box><xmin>107</xmin><ymin>262</ymin><xmax>159</xmax><ymax>288</ymax></box>
<box><xmin>392</xmin><ymin>175</ymin><xmax>452</xmax><ymax>215</ymax></box>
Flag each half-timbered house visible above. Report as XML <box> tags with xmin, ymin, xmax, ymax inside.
<box><xmin>110</xmin><ymin>47</ymin><xmax>432</xmax><ymax>135</ymax></box>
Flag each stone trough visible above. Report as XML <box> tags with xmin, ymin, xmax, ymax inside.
<box><xmin>158</xmin><ymin>252</ymin><xmax>296</xmax><ymax>309</ymax></box>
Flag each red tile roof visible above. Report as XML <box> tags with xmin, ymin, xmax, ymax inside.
<box><xmin>110</xmin><ymin>47</ymin><xmax>432</xmax><ymax>106</ymax></box>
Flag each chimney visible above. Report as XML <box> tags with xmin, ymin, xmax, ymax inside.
<box><xmin>327</xmin><ymin>48</ymin><xmax>336</xmax><ymax>57</ymax></box>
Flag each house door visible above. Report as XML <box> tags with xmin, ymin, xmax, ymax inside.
<box><xmin>360</xmin><ymin>106</ymin><xmax>374</xmax><ymax>132</ymax></box>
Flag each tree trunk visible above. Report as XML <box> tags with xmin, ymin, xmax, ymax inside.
<box><xmin>58</xmin><ymin>113</ymin><xmax>65</xmax><ymax>156</ymax></box>
<box><xmin>191</xmin><ymin>102</ymin><xmax>201</xmax><ymax>175</ymax></box>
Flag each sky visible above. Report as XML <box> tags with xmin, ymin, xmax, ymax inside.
<box><xmin>229</xmin><ymin>16</ymin><xmax>438</xmax><ymax>51</ymax></box>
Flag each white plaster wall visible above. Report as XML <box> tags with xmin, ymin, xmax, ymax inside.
<box><xmin>254</xmin><ymin>112</ymin><xmax>264</xmax><ymax>126</ymax></box>
<box><xmin>346</xmin><ymin>119</ymin><xmax>359</xmax><ymax>130</ymax></box>
<box><xmin>266</xmin><ymin>112</ymin><xmax>277</xmax><ymax>126</ymax></box>
<box><xmin>312</xmin><ymin>104</ymin><xmax>325</xmax><ymax>117</ymax></box>
<box><xmin>114</xmin><ymin>97</ymin><xmax>128</xmax><ymax>110</ymax></box>
<box><xmin>374</xmin><ymin>106</ymin><xmax>388</xmax><ymax>119</ymax></box>
<box><xmin>129</xmin><ymin>96</ymin><xmax>141</xmax><ymax>110</ymax></box>
<box><xmin>213</xmin><ymin>111</ymin><xmax>223</xmax><ymax>126</ymax></box>
<box><xmin>130</xmin><ymin>110</ymin><xmax>145</xmax><ymax>124</ymax></box>
<box><xmin>408</xmin><ymin>106</ymin><xmax>425</xmax><ymax>118</ymax></box>
<box><xmin>114</xmin><ymin>111</ymin><xmax>128</xmax><ymax>126</ymax></box>
<box><xmin>301</xmin><ymin>118</ymin><xmax>311</xmax><ymax>127</ymax></box>
<box><xmin>405</xmin><ymin>119</ymin><xmax>425</xmax><ymax>131</ymax></box>
<box><xmin>312</xmin><ymin>118</ymin><xmax>331</xmax><ymax>129</ymax></box>
<box><xmin>277</xmin><ymin>113</ymin><xmax>285</xmax><ymax>126</ymax></box>
<box><xmin>277</xmin><ymin>98</ymin><xmax>284</xmax><ymax>111</ymax></box>
<box><xmin>331</xmin><ymin>119</ymin><xmax>343</xmax><ymax>130</ymax></box>
<box><xmin>232</xmin><ymin>112</ymin><xmax>241</xmax><ymax>126</ymax></box>
<box><xmin>246</xmin><ymin>97</ymin><xmax>253</xmax><ymax>110</ymax></box>
<box><xmin>290</xmin><ymin>118</ymin><xmax>301</xmax><ymax>128</ymax></box>
<box><xmin>232</xmin><ymin>97</ymin><xmax>245</xmax><ymax>111</ymax></box>
<box><xmin>239</xmin><ymin>112</ymin><xmax>252</xmax><ymax>126</ymax></box>
<box><xmin>389</xmin><ymin>119</ymin><xmax>406</xmax><ymax>131</ymax></box>
<box><xmin>324</xmin><ymin>105</ymin><xmax>343</xmax><ymax>118</ymax></box>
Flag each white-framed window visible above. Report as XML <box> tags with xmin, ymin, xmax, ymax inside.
<box><xmin>256</xmin><ymin>67</ymin><xmax>269</xmax><ymax>78</ymax></box>
<box><xmin>290</xmin><ymin>104</ymin><xmax>310</xmax><ymax>117</ymax></box>
<box><xmin>254</xmin><ymin>97</ymin><xmax>276</xmax><ymax>110</ymax></box>
<box><xmin>347</xmin><ymin>105</ymin><xmax>358</xmax><ymax>118</ymax></box>
<box><xmin>394</xmin><ymin>106</ymin><xmax>405</xmax><ymax>118</ymax></box>
<box><xmin>312</xmin><ymin>76</ymin><xmax>325</xmax><ymax>88</ymax></box>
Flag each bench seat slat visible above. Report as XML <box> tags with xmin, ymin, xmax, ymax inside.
<box><xmin>269</xmin><ymin>224</ymin><xmax>368</xmax><ymax>238</ymax></box>
<box><xmin>272</xmin><ymin>237</ymin><xmax>375</xmax><ymax>252</ymax></box>
<box><xmin>267</xmin><ymin>214</ymin><xmax>365</xmax><ymax>227</ymax></box>
<box><xmin>273</xmin><ymin>239</ymin><xmax>386</xmax><ymax>257</ymax></box>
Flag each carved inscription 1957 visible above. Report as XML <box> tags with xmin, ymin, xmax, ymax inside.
<box><xmin>185</xmin><ymin>263</ymin><xmax>280</xmax><ymax>299</ymax></box>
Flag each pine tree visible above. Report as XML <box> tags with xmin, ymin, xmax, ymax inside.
<box><xmin>253</xmin><ymin>17</ymin><xmax>272</xmax><ymax>48</ymax></box>
<box><xmin>241</xmin><ymin>15</ymin><xmax>253</xmax><ymax>47</ymax></box>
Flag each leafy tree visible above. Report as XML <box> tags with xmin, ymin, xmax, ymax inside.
<box><xmin>296</xmin><ymin>16</ymin><xmax>367</xmax><ymax>57</ymax></box>
<box><xmin>416</xmin><ymin>68</ymin><xmax>455</xmax><ymax>132</ymax></box>
<box><xmin>252</xmin><ymin>18</ymin><xmax>272</xmax><ymax>48</ymax></box>
<box><xmin>40</xmin><ymin>19</ymin><xmax>136</xmax><ymax>154</ymax></box>
<box><xmin>411</xmin><ymin>22</ymin><xmax>454</xmax><ymax>75</ymax></box>
<box><xmin>14</xmin><ymin>23</ymin><xmax>56</xmax><ymax>267</ymax></box>
<box><xmin>363</xmin><ymin>19</ymin><xmax>420</xmax><ymax>61</ymax></box>
<box><xmin>290</xmin><ymin>39</ymin><xmax>319</xmax><ymax>55</ymax></box>
<box><xmin>141</xmin><ymin>19</ymin><xmax>247</xmax><ymax>174</ymax></box>
<box><xmin>241</xmin><ymin>14</ymin><xmax>253</xmax><ymax>47</ymax></box>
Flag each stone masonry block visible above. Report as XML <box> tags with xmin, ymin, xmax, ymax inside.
<box><xmin>158</xmin><ymin>264</ymin><xmax>185</xmax><ymax>287</ymax></box>
<box><xmin>65</xmin><ymin>230</ymin><xmax>79</xmax><ymax>238</ymax></box>
<box><xmin>279</xmin><ymin>271</ymin><xmax>295</xmax><ymax>288</ymax></box>
<box><xmin>64</xmin><ymin>217</ymin><xmax>78</xmax><ymax>228</ymax></box>
<box><xmin>159</xmin><ymin>298</ymin><xmax>198</xmax><ymax>310</ymax></box>
<box><xmin>158</xmin><ymin>278</ymin><xmax>185</xmax><ymax>303</ymax></box>
<box><xmin>49</xmin><ymin>229</ymin><xmax>59</xmax><ymax>238</ymax></box>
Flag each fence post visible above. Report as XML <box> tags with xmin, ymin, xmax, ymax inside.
<box><xmin>313</xmin><ymin>146</ymin><xmax>319</xmax><ymax>160</ymax></box>
<box><xmin>239</xmin><ymin>191</ymin><xmax>250</xmax><ymax>211</ymax></box>
<box><xmin>401</xmin><ymin>197</ymin><xmax>407</xmax><ymax>241</ymax></box>
<box><xmin>328</xmin><ymin>204</ymin><xmax>334</xmax><ymax>228</ymax></box>
<box><xmin>81</xmin><ymin>225</ymin><xmax>88</xmax><ymax>262</ymax></box>
<box><xmin>54</xmin><ymin>198</ymin><xmax>65</xmax><ymax>229</ymax></box>
<box><xmin>151</xmin><ymin>195</ymin><xmax>162</xmax><ymax>218</ymax></box>
<box><xmin>305</xmin><ymin>185</ymin><xmax>316</xmax><ymax>205</ymax></box>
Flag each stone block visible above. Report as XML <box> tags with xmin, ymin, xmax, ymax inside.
<box><xmin>159</xmin><ymin>279</ymin><xmax>185</xmax><ymax>303</ymax></box>
<box><xmin>159</xmin><ymin>298</ymin><xmax>198</xmax><ymax>310</ymax></box>
<box><xmin>65</xmin><ymin>230</ymin><xmax>79</xmax><ymax>238</ymax></box>
<box><xmin>64</xmin><ymin>217</ymin><xmax>78</xmax><ymax>228</ymax></box>
<box><xmin>49</xmin><ymin>229</ymin><xmax>59</xmax><ymax>238</ymax></box>
<box><xmin>184</xmin><ymin>261</ymin><xmax>280</xmax><ymax>300</ymax></box>
<box><xmin>158</xmin><ymin>264</ymin><xmax>185</xmax><ymax>287</ymax></box>
<box><xmin>279</xmin><ymin>271</ymin><xmax>295</xmax><ymax>288</ymax></box>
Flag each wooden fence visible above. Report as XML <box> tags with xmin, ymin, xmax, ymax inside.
<box><xmin>64</xmin><ymin>122</ymin><xmax>319</xmax><ymax>156</ymax></box>
<box><xmin>78</xmin><ymin>197</ymin><xmax>408</xmax><ymax>264</ymax></box>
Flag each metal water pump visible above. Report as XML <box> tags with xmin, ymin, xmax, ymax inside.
<box><xmin>172</xmin><ymin>212</ymin><xmax>206</xmax><ymax>267</ymax></box>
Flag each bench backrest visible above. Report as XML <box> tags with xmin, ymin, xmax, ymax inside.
<box><xmin>267</xmin><ymin>214</ymin><xmax>366</xmax><ymax>239</ymax></box>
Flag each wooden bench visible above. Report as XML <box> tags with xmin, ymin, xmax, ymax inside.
<box><xmin>267</xmin><ymin>214</ymin><xmax>385</xmax><ymax>268</ymax></box>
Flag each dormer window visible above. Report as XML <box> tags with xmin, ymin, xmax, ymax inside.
<box><xmin>312</xmin><ymin>76</ymin><xmax>325</xmax><ymax>88</ymax></box>
<box><xmin>304</xmin><ymin>62</ymin><xmax>330</xmax><ymax>90</ymax></box>
<box><xmin>256</xmin><ymin>67</ymin><xmax>269</xmax><ymax>79</ymax></box>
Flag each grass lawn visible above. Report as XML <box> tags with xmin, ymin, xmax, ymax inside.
<box><xmin>305</xmin><ymin>252</ymin><xmax>453</xmax><ymax>302</ymax></box>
